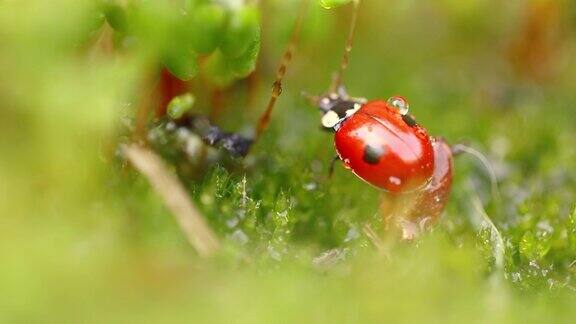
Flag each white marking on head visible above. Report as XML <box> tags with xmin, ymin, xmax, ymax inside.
<box><xmin>345</xmin><ymin>103</ymin><xmax>361</xmax><ymax>117</ymax></box>
<box><xmin>321</xmin><ymin>110</ymin><xmax>341</xmax><ymax>128</ymax></box>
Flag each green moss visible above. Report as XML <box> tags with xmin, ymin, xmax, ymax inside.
<box><xmin>2</xmin><ymin>0</ymin><xmax>576</xmax><ymax>321</ymax></box>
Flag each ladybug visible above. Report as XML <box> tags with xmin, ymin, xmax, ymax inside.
<box><xmin>310</xmin><ymin>86</ymin><xmax>454</xmax><ymax>238</ymax></box>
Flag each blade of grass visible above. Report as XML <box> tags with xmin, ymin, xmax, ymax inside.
<box><xmin>471</xmin><ymin>194</ymin><xmax>505</xmax><ymax>272</ymax></box>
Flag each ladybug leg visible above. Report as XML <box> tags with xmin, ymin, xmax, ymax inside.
<box><xmin>328</xmin><ymin>155</ymin><xmax>341</xmax><ymax>178</ymax></box>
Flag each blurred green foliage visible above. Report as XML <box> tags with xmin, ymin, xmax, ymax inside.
<box><xmin>2</xmin><ymin>0</ymin><xmax>576</xmax><ymax>322</ymax></box>
<box><xmin>320</xmin><ymin>0</ymin><xmax>353</xmax><ymax>9</ymax></box>
<box><xmin>167</xmin><ymin>93</ymin><xmax>195</xmax><ymax>119</ymax></box>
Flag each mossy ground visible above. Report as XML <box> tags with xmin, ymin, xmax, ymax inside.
<box><xmin>2</xmin><ymin>0</ymin><xmax>576</xmax><ymax>322</ymax></box>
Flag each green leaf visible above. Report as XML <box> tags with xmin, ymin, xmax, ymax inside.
<box><xmin>220</xmin><ymin>6</ymin><xmax>260</xmax><ymax>58</ymax></box>
<box><xmin>167</xmin><ymin>93</ymin><xmax>195</xmax><ymax>119</ymax></box>
<box><xmin>203</xmin><ymin>50</ymin><xmax>236</xmax><ymax>87</ymax></box>
<box><xmin>103</xmin><ymin>3</ymin><xmax>128</xmax><ymax>32</ymax></box>
<box><xmin>128</xmin><ymin>1</ymin><xmax>177</xmax><ymax>51</ymax></box>
<box><xmin>163</xmin><ymin>47</ymin><xmax>199</xmax><ymax>81</ymax></box>
<box><xmin>203</xmin><ymin>31</ymin><xmax>260</xmax><ymax>88</ymax></box>
<box><xmin>228</xmin><ymin>30</ymin><xmax>260</xmax><ymax>77</ymax></box>
<box><xmin>186</xmin><ymin>3</ymin><xmax>227</xmax><ymax>54</ymax></box>
<box><xmin>77</xmin><ymin>7</ymin><xmax>106</xmax><ymax>45</ymax></box>
<box><xmin>520</xmin><ymin>231</ymin><xmax>551</xmax><ymax>261</ymax></box>
<box><xmin>319</xmin><ymin>0</ymin><xmax>353</xmax><ymax>9</ymax></box>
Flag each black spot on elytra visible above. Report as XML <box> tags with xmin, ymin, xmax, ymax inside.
<box><xmin>402</xmin><ymin>114</ymin><xmax>418</xmax><ymax>127</ymax></box>
<box><xmin>363</xmin><ymin>145</ymin><xmax>386</xmax><ymax>165</ymax></box>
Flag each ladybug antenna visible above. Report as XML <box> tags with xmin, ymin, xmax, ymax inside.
<box><xmin>452</xmin><ymin>144</ymin><xmax>502</xmax><ymax>206</ymax></box>
<box><xmin>301</xmin><ymin>91</ymin><xmax>321</xmax><ymax>107</ymax></box>
<box><xmin>329</xmin><ymin>0</ymin><xmax>361</xmax><ymax>93</ymax></box>
<box><xmin>255</xmin><ymin>0</ymin><xmax>309</xmax><ymax>140</ymax></box>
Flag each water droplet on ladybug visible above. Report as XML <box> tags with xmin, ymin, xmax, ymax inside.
<box><xmin>388</xmin><ymin>96</ymin><xmax>409</xmax><ymax>115</ymax></box>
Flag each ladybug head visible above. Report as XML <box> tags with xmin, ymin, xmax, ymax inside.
<box><xmin>304</xmin><ymin>85</ymin><xmax>367</xmax><ymax>131</ymax></box>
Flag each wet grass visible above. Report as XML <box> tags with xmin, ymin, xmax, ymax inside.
<box><xmin>2</xmin><ymin>0</ymin><xmax>576</xmax><ymax>322</ymax></box>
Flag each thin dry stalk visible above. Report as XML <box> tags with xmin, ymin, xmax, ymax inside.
<box><xmin>123</xmin><ymin>144</ymin><xmax>220</xmax><ymax>257</ymax></box>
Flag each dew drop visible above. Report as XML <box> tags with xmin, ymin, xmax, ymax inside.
<box><xmin>303</xmin><ymin>182</ymin><xmax>318</xmax><ymax>191</ymax></box>
<box><xmin>511</xmin><ymin>272</ymin><xmax>522</xmax><ymax>282</ymax></box>
<box><xmin>229</xmin><ymin>229</ymin><xmax>249</xmax><ymax>245</ymax></box>
<box><xmin>165</xmin><ymin>121</ymin><xmax>176</xmax><ymax>131</ymax></box>
<box><xmin>344</xmin><ymin>227</ymin><xmax>359</xmax><ymax>242</ymax></box>
<box><xmin>200</xmin><ymin>193</ymin><xmax>213</xmax><ymax>205</ymax></box>
<box><xmin>226</xmin><ymin>217</ymin><xmax>239</xmax><ymax>228</ymax></box>
<box><xmin>267</xmin><ymin>246</ymin><xmax>283</xmax><ymax>261</ymax></box>
<box><xmin>388</xmin><ymin>96</ymin><xmax>410</xmax><ymax>115</ymax></box>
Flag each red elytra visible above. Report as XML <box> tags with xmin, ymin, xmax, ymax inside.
<box><xmin>334</xmin><ymin>99</ymin><xmax>436</xmax><ymax>193</ymax></box>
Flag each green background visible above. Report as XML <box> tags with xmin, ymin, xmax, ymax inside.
<box><xmin>2</xmin><ymin>0</ymin><xmax>576</xmax><ymax>322</ymax></box>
